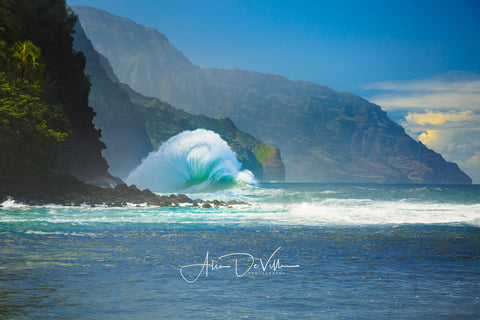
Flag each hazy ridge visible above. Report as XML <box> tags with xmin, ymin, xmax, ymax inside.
<box><xmin>72</xmin><ymin>19</ymin><xmax>284</xmax><ymax>181</ymax></box>
<box><xmin>73</xmin><ymin>5</ymin><xmax>472</xmax><ymax>184</ymax></box>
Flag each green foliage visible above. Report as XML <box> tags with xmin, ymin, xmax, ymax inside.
<box><xmin>0</xmin><ymin>0</ymin><xmax>17</xmax><ymax>45</ymax></box>
<box><xmin>236</xmin><ymin>132</ymin><xmax>274</xmax><ymax>164</ymax></box>
<box><xmin>7</xmin><ymin>40</ymin><xmax>44</xmax><ymax>88</ymax></box>
<box><xmin>0</xmin><ymin>27</ymin><xmax>70</xmax><ymax>177</ymax></box>
<box><xmin>0</xmin><ymin>0</ymin><xmax>110</xmax><ymax>182</ymax></box>
<box><xmin>0</xmin><ymin>72</ymin><xmax>69</xmax><ymax>176</ymax></box>
<box><xmin>0</xmin><ymin>40</ymin><xmax>8</xmax><ymax>68</ymax></box>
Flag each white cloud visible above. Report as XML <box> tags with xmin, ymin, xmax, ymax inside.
<box><xmin>363</xmin><ymin>75</ymin><xmax>480</xmax><ymax>93</ymax></box>
<box><xmin>364</xmin><ymin>72</ymin><xmax>480</xmax><ymax>183</ymax></box>
<box><xmin>371</xmin><ymin>92</ymin><xmax>480</xmax><ymax>110</ymax></box>
<box><xmin>364</xmin><ymin>72</ymin><xmax>480</xmax><ymax>111</ymax></box>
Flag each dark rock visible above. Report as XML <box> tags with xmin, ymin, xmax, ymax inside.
<box><xmin>0</xmin><ymin>174</ymin><xmax>235</xmax><ymax>208</ymax></box>
<box><xmin>212</xmin><ymin>200</ymin><xmax>224</xmax><ymax>207</ymax></box>
<box><xmin>176</xmin><ymin>194</ymin><xmax>192</xmax><ymax>203</ymax></box>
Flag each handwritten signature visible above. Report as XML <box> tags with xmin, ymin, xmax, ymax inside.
<box><xmin>180</xmin><ymin>247</ymin><xmax>299</xmax><ymax>283</ymax></box>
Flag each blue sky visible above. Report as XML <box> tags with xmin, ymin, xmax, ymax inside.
<box><xmin>67</xmin><ymin>0</ymin><xmax>480</xmax><ymax>182</ymax></box>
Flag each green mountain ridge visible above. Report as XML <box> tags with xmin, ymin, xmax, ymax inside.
<box><xmin>73</xmin><ymin>5</ymin><xmax>472</xmax><ymax>184</ymax></box>
<box><xmin>72</xmin><ymin>20</ymin><xmax>285</xmax><ymax>181</ymax></box>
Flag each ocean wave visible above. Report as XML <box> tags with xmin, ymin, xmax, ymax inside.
<box><xmin>0</xmin><ymin>198</ymin><xmax>30</xmax><ymax>209</ymax></box>
<box><xmin>288</xmin><ymin>201</ymin><xmax>480</xmax><ymax>226</ymax></box>
<box><xmin>24</xmin><ymin>230</ymin><xmax>98</xmax><ymax>237</ymax></box>
<box><xmin>127</xmin><ymin>129</ymin><xmax>257</xmax><ymax>193</ymax></box>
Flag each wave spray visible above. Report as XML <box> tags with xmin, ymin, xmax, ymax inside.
<box><xmin>126</xmin><ymin>129</ymin><xmax>257</xmax><ymax>192</ymax></box>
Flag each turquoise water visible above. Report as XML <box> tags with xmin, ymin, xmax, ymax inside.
<box><xmin>1</xmin><ymin>183</ymin><xmax>479</xmax><ymax>319</ymax></box>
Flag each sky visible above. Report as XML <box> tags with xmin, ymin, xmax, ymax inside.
<box><xmin>67</xmin><ymin>0</ymin><xmax>480</xmax><ymax>183</ymax></box>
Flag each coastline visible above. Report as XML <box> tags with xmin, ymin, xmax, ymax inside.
<box><xmin>0</xmin><ymin>175</ymin><xmax>239</xmax><ymax>207</ymax></box>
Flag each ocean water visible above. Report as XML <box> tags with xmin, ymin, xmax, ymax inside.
<box><xmin>1</xmin><ymin>183</ymin><xmax>479</xmax><ymax>319</ymax></box>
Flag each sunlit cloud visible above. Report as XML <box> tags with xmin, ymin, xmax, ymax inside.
<box><xmin>364</xmin><ymin>72</ymin><xmax>480</xmax><ymax>183</ymax></box>
<box><xmin>417</xmin><ymin>130</ymin><xmax>442</xmax><ymax>146</ymax></box>
<box><xmin>405</xmin><ymin>111</ymin><xmax>478</xmax><ymax>126</ymax></box>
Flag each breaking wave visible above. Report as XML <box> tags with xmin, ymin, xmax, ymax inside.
<box><xmin>126</xmin><ymin>129</ymin><xmax>257</xmax><ymax>192</ymax></box>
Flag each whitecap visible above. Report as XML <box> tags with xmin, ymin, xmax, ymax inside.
<box><xmin>127</xmin><ymin>129</ymin><xmax>257</xmax><ymax>192</ymax></box>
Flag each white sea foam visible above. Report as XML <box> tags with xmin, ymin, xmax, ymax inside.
<box><xmin>24</xmin><ymin>230</ymin><xmax>96</xmax><ymax>237</ymax></box>
<box><xmin>1</xmin><ymin>184</ymin><xmax>479</xmax><ymax>227</ymax></box>
<box><xmin>1</xmin><ymin>198</ymin><xmax>28</xmax><ymax>209</ymax></box>
<box><xmin>287</xmin><ymin>200</ymin><xmax>480</xmax><ymax>226</ymax></box>
<box><xmin>127</xmin><ymin>129</ymin><xmax>257</xmax><ymax>192</ymax></box>
<box><xmin>1</xmin><ymin>200</ymin><xmax>479</xmax><ymax>227</ymax></box>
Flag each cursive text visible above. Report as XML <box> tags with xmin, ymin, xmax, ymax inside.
<box><xmin>180</xmin><ymin>247</ymin><xmax>299</xmax><ymax>283</ymax></box>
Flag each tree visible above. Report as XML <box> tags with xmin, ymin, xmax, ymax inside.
<box><xmin>0</xmin><ymin>72</ymin><xmax>69</xmax><ymax>176</ymax></box>
<box><xmin>8</xmin><ymin>40</ymin><xmax>44</xmax><ymax>89</ymax></box>
<box><xmin>0</xmin><ymin>0</ymin><xmax>109</xmax><ymax>181</ymax></box>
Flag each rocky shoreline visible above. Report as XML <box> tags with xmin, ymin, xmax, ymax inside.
<box><xmin>0</xmin><ymin>175</ymin><xmax>243</xmax><ymax>208</ymax></box>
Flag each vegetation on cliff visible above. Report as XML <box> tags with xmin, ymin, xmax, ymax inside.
<box><xmin>0</xmin><ymin>0</ymin><xmax>111</xmax><ymax>184</ymax></box>
<box><xmin>0</xmin><ymin>3</ymin><xmax>70</xmax><ymax>177</ymax></box>
<box><xmin>0</xmin><ymin>71</ymin><xmax>69</xmax><ymax>176</ymax></box>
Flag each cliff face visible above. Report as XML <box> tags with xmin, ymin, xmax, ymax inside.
<box><xmin>72</xmin><ymin>21</ymin><xmax>152</xmax><ymax>180</ymax></box>
<box><xmin>0</xmin><ymin>1</ymin><xmax>114</xmax><ymax>186</ymax></box>
<box><xmin>74</xmin><ymin>6</ymin><xmax>472</xmax><ymax>184</ymax></box>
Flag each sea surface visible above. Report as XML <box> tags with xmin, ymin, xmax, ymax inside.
<box><xmin>1</xmin><ymin>183</ymin><xmax>479</xmax><ymax>319</ymax></box>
